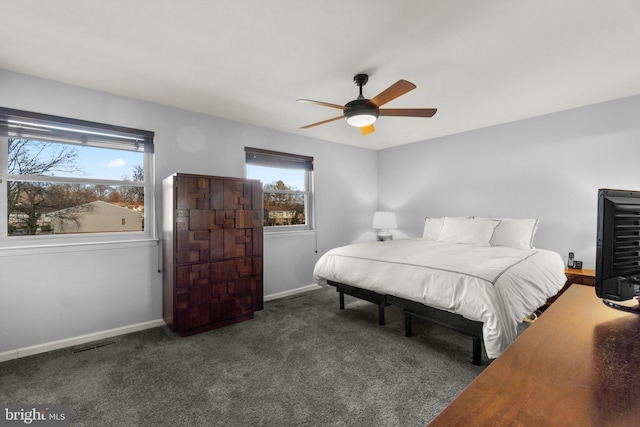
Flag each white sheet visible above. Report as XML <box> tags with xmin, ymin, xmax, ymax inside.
<box><xmin>313</xmin><ymin>239</ymin><xmax>566</xmax><ymax>359</ymax></box>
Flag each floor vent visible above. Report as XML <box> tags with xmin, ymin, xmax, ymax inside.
<box><xmin>72</xmin><ymin>340</ymin><xmax>117</xmax><ymax>354</ymax></box>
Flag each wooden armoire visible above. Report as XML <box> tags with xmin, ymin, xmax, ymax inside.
<box><xmin>162</xmin><ymin>173</ymin><xmax>263</xmax><ymax>336</ymax></box>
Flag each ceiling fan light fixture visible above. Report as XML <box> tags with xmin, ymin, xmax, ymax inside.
<box><xmin>345</xmin><ymin>111</ymin><xmax>378</xmax><ymax>127</ymax></box>
<box><xmin>344</xmin><ymin>98</ymin><xmax>379</xmax><ymax>128</ymax></box>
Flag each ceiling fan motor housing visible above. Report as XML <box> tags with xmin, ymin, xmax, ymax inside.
<box><xmin>344</xmin><ymin>99</ymin><xmax>379</xmax><ymax>125</ymax></box>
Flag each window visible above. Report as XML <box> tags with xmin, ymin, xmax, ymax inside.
<box><xmin>245</xmin><ymin>147</ymin><xmax>313</xmax><ymax>231</ymax></box>
<box><xmin>0</xmin><ymin>107</ymin><xmax>155</xmax><ymax>246</ymax></box>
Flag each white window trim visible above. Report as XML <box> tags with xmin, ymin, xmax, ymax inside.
<box><xmin>0</xmin><ymin>108</ymin><xmax>156</xmax><ymax>251</ymax></box>
<box><xmin>245</xmin><ymin>147</ymin><xmax>315</xmax><ymax>234</ymax></box>
<box><xmin>261</xmin><ymin>172</ymin><xmax>314</xmax><ymax>234</ymax></box>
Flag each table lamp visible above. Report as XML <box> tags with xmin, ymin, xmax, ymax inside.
<box><xmin>372</xmin><ymin>211</ymin><xmax>397</xmax><ymax>241</ymax></box>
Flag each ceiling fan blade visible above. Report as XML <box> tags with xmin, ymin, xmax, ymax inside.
<box><xmin>369</xmin><ymin>80</ymin><xmax>416</xmax><ymax>107</ymax></box>
<box><xmin>360</xmin><ymin>124</ymin><xmax>375</xmax><ymax>135</ymax></box>
<box><xmin>296</xmin><ymin>99</ymin><xmax>347</xmax><ymax>110</ymax></box>
<box><xmin>300</xmin><ymin>115</ymin><xmax>343</xmax><ymax>129</ymax></box>
<box><xmin>379</xmin><ymin>108</ymin><xmax>437</xmax><ymax>117</ymax></box>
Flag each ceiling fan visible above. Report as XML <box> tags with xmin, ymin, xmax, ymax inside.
<box><xmin>297</xmin><ymin>74</ymin><xmax>437</xmax><ymax>135</ymax></box>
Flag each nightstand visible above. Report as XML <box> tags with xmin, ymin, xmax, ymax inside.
<box><xmin>564</xmin><ymin>268</ymin><xmax>596</xmax><ymax>286</ymax></box>
<box><xmin>540</xmin><ymin>268</ymin><xmax>596</xmax><ymax>311</ymax></box>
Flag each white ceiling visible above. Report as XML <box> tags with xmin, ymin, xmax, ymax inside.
<box><xmin>1</xmin><ymin>1</ymin><xmax>639</xmax><ymax>150</ymax></box>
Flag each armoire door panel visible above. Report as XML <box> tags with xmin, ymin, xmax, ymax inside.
<box><xmin>176</xmin><ymin>263</ymin><xmax>210</xmax><ymax>286</ymax></box>
<box><xmin>175</xmin><ymin>309</ymin><xmax>192</xmax><ymax>329</ymax></box>
<box><xmin>190</xmin><ymin>231</ymin><xmax>211</xmax><ymax>263</ymax></box>
<box><xmin>192</xmin><ymin>230</ymin><xmax>210</xmax><ymax>241</ymax></box>
<box><xmin>235</xmin><ymin>210</ymin><xmax>253</xmax><ymax>228</ymax></box>
<box><xmin>213</xmin><ymin>211</ymin><xmax>225</xmax><ymax>227</ymax></box>
<box><xmin>217</xmin><ymin>210</ymin><xmax>236</xmax><ymax>228</ymax></box>
<box><xmin>196</xmin><ymin>197</ymin><xmax>209</xmax><ymax>210</ymax></box>
<box><xmin>177</xmin><ymin>306</ymin><xmax>210</xmax><ymax>329</ymax></box>
<box><xmin>210</xmin><ymin>300</ymin><xmax>236</xmax><ymax>323</ymax></box>
<box><xmin>176</xmin><ymin>289</ymin><xmax>189</xmax><ymax>310</ymax></box>
<box><xmin>251</xmin><ymin>181</ymin><xmax>262</xmax><ymax>210</ymax></box>
<box><xmin>235</xmin><ymin>278</ymin><xmax>252</xmax><ymax>297</ymax></box>
<box><xmin>252</xmin><ymin>277</ymin><xmax>263</xmax><ymax>311</ymax></box>
<box><xmin>209</xmin><ymin>179</ymin><xmax>224</xmax><ymax>210</ymax></box>
<box><xmin>193</xmin><ymin>307</ymin><xmax>210</xmax><ymax>327</ymax></box>
<box><xmin>176</xmin><ymin>306</ymin><xmax>210</xmax><ymax>330</ymax></box>
<box><xmin>177</xmin><ymin>230</ymin><xmax>210</xmax><ymax>264</ymax></box>
<box><xmin>210</xmin><ymin>281</ymin><xmax>235</xmax><ymax>302</ymax></box>
<box><xmin>224</xmin><ymin>180</ymin><xmax>244</xmax><ymax>210</ymax></box>
<box><xmin>210</xmin><ymin>229</ymin><xmax>225</xmax><ymax>261</ymax></box>
<box><xmin>189</xmin><ymin>285</ymin><xmax>211</xmax><ymax>307</ymax></box>
<box><xmin>222</xmin><ymin>229</ymin><xmax>238</xmax><ymax>259</ymax></box>
<box><xmin>235</xmin><ymin>258</ymin><xmax>253</xmax><ymax>278</ymax></box>
<box><xmin>252</xmin><ymin>256</ymin><xmax>263</xmax><ymax>275</ymax></box>
<box><xmin>235</xmin><ymin>296</ymin><xmax>253</xmax><ymax>315</ymax></box>
<box><xmin>196</xmin><ymin>177</ymin><xmax>208</xmax><ymax>189</ymax></box>
<box><xmin>176</xmin><ymin>178</ymin><xmax>195</xmax><ymax>210</ymax></box>
<box><xmin>189</xmin><ymin>209</ymin><xmax>215</xmax><ymax>230</ymax></box>
<box><xmin>211</xmin><ymin>259</ymin><xmax>239</xmax><ymax>281</ymax></box>
<box><xmin>235</xmin><ymin>228</ymin><xmax>252</xmax><ymax>243</ymax></box>
<box><xmin>232</xmin><ymin>243</ymin><xmax>247</xmax><ymax>259</ymax></box>
<box><xmin>252</xmin><ymin>229</ymin><xmax>263</xmax><ymax>255</ymax></box>
<box><xmin>176</xmin><ymin>230</ymin><xmax>193</xmax><ymax>264</ymax></box>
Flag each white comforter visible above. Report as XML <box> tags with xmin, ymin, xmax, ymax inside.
<box><xmin>313</xmin><ymin>239</ymin><xmax>566</xmax><ymax>359</ymax></box>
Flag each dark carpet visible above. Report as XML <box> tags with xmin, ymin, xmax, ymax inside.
<box><xmin>0</xmin><ymin>286</ymin><xmax>503</xmax><ymax>426</ymax></box>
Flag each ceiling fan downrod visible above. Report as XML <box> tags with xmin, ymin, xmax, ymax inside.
<box><xmin>353</xmin><ymin>73</ymin><xmax>369</xmax><ymax>99</ymax></box>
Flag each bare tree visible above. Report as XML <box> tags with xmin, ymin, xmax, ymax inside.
<box><xmin>119</xmin><ymin>164</ymin><xmax>144</xmax><ymax>204</ymax></box>
<box><xmin>263</xmin><ymin>180</ymin><xmax>305</xmax><ymax>225</ymax></box>
<box><xmin>264</xmin><ymin>180</ymin><xmax>296</xmax><ymax>208</ymax></box>
<box><xmin>7</xmin><ymin>139</ymin><xmax>82</xmax><ymax>234</ymax></box>
<box><xmin>42</xmin><ymin>184</ymin><xmax>98</xmax><ymax>233</ymax></box>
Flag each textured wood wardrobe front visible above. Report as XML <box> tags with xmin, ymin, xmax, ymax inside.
<box><xmin>162</xmin><ymin>173</ymin><xmax>263</xmax><ymax>336</ymax></box>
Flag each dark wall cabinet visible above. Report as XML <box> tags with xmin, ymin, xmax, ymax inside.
<box><xmin>162</xmin><ymin>173</ymin><xmax>263</xmax><ymax>336</ymax></box>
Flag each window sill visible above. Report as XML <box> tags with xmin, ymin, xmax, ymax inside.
<box><xmin>0</xmin><ymin>238</ymin><xmax>159</xmax><ymax>256</ymax></box>
<box><xmin>263</xmin><ymin>229</ymin><xmax>316</xmax><ymax>239</ymax></box>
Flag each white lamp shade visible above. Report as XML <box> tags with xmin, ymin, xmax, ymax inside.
<box><xmin>372</xmin><ymin>211</ymin><xmax>397</xmax><ymax>230</ymax></box>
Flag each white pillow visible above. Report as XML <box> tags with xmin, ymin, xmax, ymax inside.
<box><xmin>422</xmin><ymin>217</ymin><xmax>444</xmax><ymax>241</ymax></box>
<box><xmin>437</xmin><ymin>217</ymin><xmax>500</xmax><ymax>246</ymax></box>
<box><xmin>477</xmin><ymin>217</ymin><xmax>539</xmax><ymax>249</ymax></box>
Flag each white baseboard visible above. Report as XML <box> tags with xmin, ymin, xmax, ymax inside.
<box><xmin>264</xmin><ymin>283</ymin><xmax>321</xmax><ymax>301</ymax></box>
<box><xmin>0</xmin><ymin>319</ymin><xmax>166</xmax><ymax>363</ymax></box>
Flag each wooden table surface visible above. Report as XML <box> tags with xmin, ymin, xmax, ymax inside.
<box><xmin>429</xmin><ymin>284</ymin><xmax>640</xmax><ymax>426</ymax></box>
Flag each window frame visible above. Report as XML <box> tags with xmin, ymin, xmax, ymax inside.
<box><xmin>0</xmin><ymin>107</ymin><xmax>156</xmax><ymax>249</ymax></box>
<box><xmin>245</xmin><ymin>147</ymin><xmax>314</xmax><ymax>234</ymax></box>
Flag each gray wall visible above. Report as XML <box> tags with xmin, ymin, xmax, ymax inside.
<box><xmin>0</xmin><ymin>70</ymin><xmax>377</xmax><ymax>355</ymax></box>
<box><xmin>378</xmin><ymin>95</ymin><xmax>640</xmax><ymax>269</ymax></box>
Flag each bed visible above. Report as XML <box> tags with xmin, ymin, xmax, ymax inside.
<box><xmin>313</xmin><ymin>216</ymin><xmax>567</xmax><ymax>364</ymax></box>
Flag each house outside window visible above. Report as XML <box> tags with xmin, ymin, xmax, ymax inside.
<box><xmin>0</xmin><ymin>107</ymin><xmax>155</xmax><ymax>247</ymax></box>
<box><xmin>245</xmin><ymin>147</ymin><xmax>314</xmax><ymax>232</ymax></box>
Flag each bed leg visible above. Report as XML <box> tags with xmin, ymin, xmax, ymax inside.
<box><xmin>472</xmin><ymin>337</ymin><xmax>482</xmax><ymax>366</ymax></box>
<box><xmin>404</xmin><ymin>312</ymin><xmax>413</xmax><ymax>337</ymax></box>
<box><xmin>378</xmin><ymin>304</ymin><xmax>385</xmax><ymax>325</ymax></box>
<box><xmin>339</xmin><ymin>291</ymin><xmax>345</xmax><ymax>310</ymax></box>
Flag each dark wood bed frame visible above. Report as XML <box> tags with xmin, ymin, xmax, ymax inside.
<box><xmin>327</xmin><ymin>280</ymin><xmax>484</xmax><ymax>365</ymax></box>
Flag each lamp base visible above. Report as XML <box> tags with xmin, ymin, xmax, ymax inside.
<box><xmin>377</xmin><ymin>231</ymin><xmax>393</xmax><ymax>241</ymax></box>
